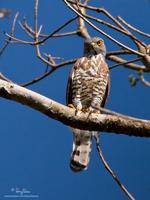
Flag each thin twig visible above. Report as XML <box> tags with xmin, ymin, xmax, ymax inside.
<box><xmin>85</xmin><ymin>14</ymin><xmax>146</xmax><ymax>48</ymax></box>
<box><xmin>5</xmin><ymin>33</ymin><xmax>34</xmax><ymax>44</ymax></box>
<box><xmin>94</xmin><ymin>135</ymin><xmax>135</xmax><ymax>200</ymax></box>
<box><xmin>63</xmin><ymin>0</ymin><xmax>144</xmax><ymax>56</ymax></box>
<box><xmin>0</xmin><ymin>12</ymin><xmax>19</xmax><ymax>56</ymax></box>
<box><xmin>76</xmin><ymin>0</ymin><xmax>90</xmax><ymax>39</ymax></box>
<box><xmin>6</xmin><ymin>16</ymin><xmax>78</xmax><ymax>45</ymax></box>
<box><xmin>20</xmin><ymin>20</ymin><xmax>78</xmax><ymax>38</ymax></box>
<box><xmin>108</xmin><ymin>55</ymin><xmax>147</xmax><ymax>71</ymax></box>
<box><xmin>36</xmin><ymin>31</ymin><xmax>78</xmax><ymax>38</ymax></box>
<box><xmin>100</xmin><ymin>107</ymin><xmax>148</xmax><ymax>121</ymax></box>
<box><xmin>19</xmin><ymin>21</ymin><xmax>34</xmax><ymax>38</ymax></box>
<box><xmin>117</xmin><ymin>16</ymin><xmax>150</xmax><ymax>38</ymax></box>
<box><xmin>67</xmin><ymin>1</ymin><xmax>127</xmax><ymax>30</ymax></box>
<box><xmin>21</xmin><ymin>68</ymin><xmax>55</xmax><ymax>87</ymax></box>
<box><xmin>21</xmin><ymin>58</ymin><xmax>77</xmax><ymax>87</ymax></box>
<box><xmin>0</xmin><ymin>73</ymin><xmax>13</xmax><ymax>83</ymax></box>
<box><xmin>140</xmin><ymin>75</ymin><xmax>150</xmax><ymax>87</ymax></box>
<box><xmin>35</xmin><ymin>16</ymin><xmax>78</xmax><ymax>45</ymax></box>
<box><xmin>107</xmin><ymin>50</ymin><xmax>131</xmax><ymax>56</ymax></box>
<box><xmin>109</xmin><ymin>57</ymin><xmax>142</xmax><ymax>70</ymax></box>
<box><xmin>34</xmin><ymin>0</ymin><xmax>39</xmax><ymax>40</ymax></box>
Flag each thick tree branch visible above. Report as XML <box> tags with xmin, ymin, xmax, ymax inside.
<box><xmin>0</xmin><ymin>80</ymin><xmax>149</xmax><ymax>137</ymax></box>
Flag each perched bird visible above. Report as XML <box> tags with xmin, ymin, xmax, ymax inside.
<box><xmin>66</xmin><ymin>37</ymin><xmax>110</xmax><ymax>172</ymax></box>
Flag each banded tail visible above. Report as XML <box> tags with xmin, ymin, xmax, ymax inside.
<box><xmin>70</xmin><ymin>128</ymin><xmax>92</xmax><ymax>172</ymax></box>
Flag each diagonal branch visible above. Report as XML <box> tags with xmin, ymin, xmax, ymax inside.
<box><xmin>63</xmin><ymin>0</ymin><xmax>144</xmax><ymax>56</ymax></box>
<box><xmin>75</xmin><ymin>0</ymin><xmax>90</xmax><ymax>39</ymax></box>
<box><xmin>95</xmin><ymin>135</ymin><xmax>135</xmax><ymax>200</ymax></box>
<box><xmin>0</xmin><ymin>79</ymin><xmax>149</xmax><ymax>137</ymax></box>
<box><xmin>0</xmin><ymin>12</ymin><xmax>19</xmax><ymax>56</ymax></box>
<box><xmin>139</xmin><ymin>74</ymin><xmax>150</xmax><ymax>87</ymax></box>
<box><xmin>107</xmin><ymin>55</ymin><xmax>147</xmax><ymax>71</ymax></box>
<box><xmin>109</xmin><ymin>57</ymin><xmax>142</xmax><ymax>70</ymax></box>
<box><xmin>117</xmin><ymin>16</ymin><xmax>150</xmax><ymax>38</ymax></box>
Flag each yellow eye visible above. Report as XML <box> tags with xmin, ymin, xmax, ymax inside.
<box><xmin>97</xmin><ymin>40</ymin><xmax>103</xmax><ymax>46</ymax></box>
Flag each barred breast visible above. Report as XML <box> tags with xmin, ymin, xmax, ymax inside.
<box><xmin>72</xmin><ymin>54</ymin><xmax>109</xmax><ymax>111</ymax></box>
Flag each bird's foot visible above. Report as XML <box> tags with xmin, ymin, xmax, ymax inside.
<box><xmin>87</xmin><ymin>107</ymin><xmax>100</xmax><ymax>119</ymax></box>
<box><xmin>68</xmin><ymin>104</ymin><xmax>82</xmax><ymax>116</ymax></box>
<box><xmin>81</xmin><ymin>108</ymin><xmax>89</xmax><ymax>113</ymax></box>
<box><xmin>75</xmin><ymin>108</ymin><xmax>82</xmax><ymax>116</ymax></box>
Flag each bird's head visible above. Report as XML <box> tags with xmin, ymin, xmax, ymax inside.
<box><xmin>84</xmin><ymin>37</ymin><xmax>106</xmax><ymax>57</ymax></box>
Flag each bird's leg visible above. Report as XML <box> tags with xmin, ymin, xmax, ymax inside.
<box><xmin>86</xmin><ymin>95</ymin><xmax>102</xmax><ymax>119</ymax></box>
<box><xmin>75</xmin><ymin>104</ymin><xmax>82</xmax><ymax>116</ymax></box>
<box><xmin>68</xmin><ymin>103</ymin><xmax>82</xmax><ymax>116</ymax></box>
<box><xmin>87</xmin><ymin>106</ymin><xmax>101</xmax><ymax>119</ymax></box>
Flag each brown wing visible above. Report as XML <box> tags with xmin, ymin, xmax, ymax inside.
<box><xmin>66</xmin><ymin>58</ymin><xmax>86</xmax><ymax>106</ymax></box>
<box><xmin>66</xmin><ymin>67</ymin><xmax>74</xmax><ymax>106</ymax></box>
<box><xmin>101</xmin><ymin>75</ymin><xmax>110</xmax><ymax>108</ymax></box>
<box><xmin>97</xmin><ymin>61</ymin><xmax>110</xmax><ymax>108</ymax></box>
<box><xmin>66</xmin><ymin>57</ymin><xmax>110</xmax><ymax>108</ymax></box>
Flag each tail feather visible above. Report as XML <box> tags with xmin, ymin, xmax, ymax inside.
<box><xmin>70</xmin><ymin>128</ymin><xmax>92</xmax><ymax>172</ymax></box>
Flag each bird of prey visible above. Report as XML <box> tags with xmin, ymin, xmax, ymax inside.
<box><xmin>66</xmin><ymin>37</ymin><xmax>110</xmax><ymax>172</ymax></box>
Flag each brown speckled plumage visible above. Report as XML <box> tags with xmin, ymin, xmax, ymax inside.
<box><xmin>66</xmin><ymin>37</ymin><xmax>110</xmax><ymax>172</ymax></box>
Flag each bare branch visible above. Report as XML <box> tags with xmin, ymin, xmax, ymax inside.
<box><xmin>117</xmin><ymin>16</ymin><xmax>150</xmax><ymax>38</ymax></box>
<box><xmin>85</xmin><ymin>14</ymin><xmax>146</xmax><ymax>48</ymax></box>
<box><xmin>95</xmin><ymin>136</ymin><xmax>135</xmax><ymax>200</ymax></box>
<box><xmin>6</xmin><ymin>16</ymin><xmax>78</xmax><ymax>45</ymax></box>
<box><xmin>5</xmin><ymin>33</ymin><xmax>34</xmax><ymax>45</ymax></box>
<box><xmin>109</xmin><ymin>57</ymin><xmax>142</xmax><ymax>70</ymax></box>
<box><xmin>76</xmin><ymin>0</ymin><xmax>90</xmax><ymax>39</ymax></box>
<box><xmin>67</xmin><ymin>0</ymin><xmax>127</xmax><ymax>31</ymax></box>
<box><xmin>20</xmin><ymin>68</ymin><xmax>55</xmax><ymax>87</ymax></box>
<box><xmin>35</xmin><ymin>16</ymin><xmax>78</xmax><ymax>45</ymax></box>
<box><xmin>0</xmin><ymin>80</ymin><xmax>149</xmax><ymax>137</ymax></box>
<box><xmin>38</xmin><ymin>31</ymin><xmax>78</xmax><ymax>38</ymax></box>
<box><xmin>34</xmin><ymin>0</ymin><xmax>39</xmax><ymax>40</ymax></box>
<box><xmin>0</xmin><ymin>73</ymin><xmax>13</xmax><ymax>83</ymax></box>
<box><xmin>140</xmin><ymin>75</ymin><xmax>150</xmax><ymax>87</ymax></box>
<box><xmin>107</xmin><ymin>50</ymin><xmax>132</xmax><ymax>56</ymax></box>
<box><xmin>0</xmin><ymin>12</ymin><xmax>19</xmax><ymax>56</ymax></box>
<box><xmin>107</xmin><ymin>55</ymin><xmax>148</xmax><ymax>71</ymax></box>
<box><xmin>20</xmin><ymin>20</ymin><xmax>78</xmax><ymax>38</ymax></box>
<box><xmin>63</xmin><ymin>0</ymin><xmax>144</xmax><ymax>56</ymax></box>
<box><xmin>20</xmin><ymin>58</ymin><xmax>77</xmax><ymax>87</ymax></box>
<box><xmin>19</xmin><ymin>21</ymin><xmax>34</xmax><ymax>38</ymax></box>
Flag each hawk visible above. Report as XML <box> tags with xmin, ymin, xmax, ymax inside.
<box><xmin>66</xmin><ymin>37</ymin><xmax>110</xmax><ymax>172</ymax></box>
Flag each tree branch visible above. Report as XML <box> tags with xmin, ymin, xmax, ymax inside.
<box><xmin>107</xmin><ymin>55</ymin><xmax>148</xmax><ymax>71</ymax></box>
<box><xmin>0</xmin><ymin>80</ymin><xmax>149</xmax><ymax>137</ymax></box>
<box><xmin>63</xmin><ymin>0</ymin><xmax>144</xmax><ymax>56</ymax></box>
<box><xmin>95</xmin><ymin>135</ymin><xmax>135</xmax><ymax>200</ymax></box>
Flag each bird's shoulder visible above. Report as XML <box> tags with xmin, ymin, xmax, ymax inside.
<box><xmin>73</xmin><ymin>57</ymin><xmax>90</xmax><ymax>70</ymax></box>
